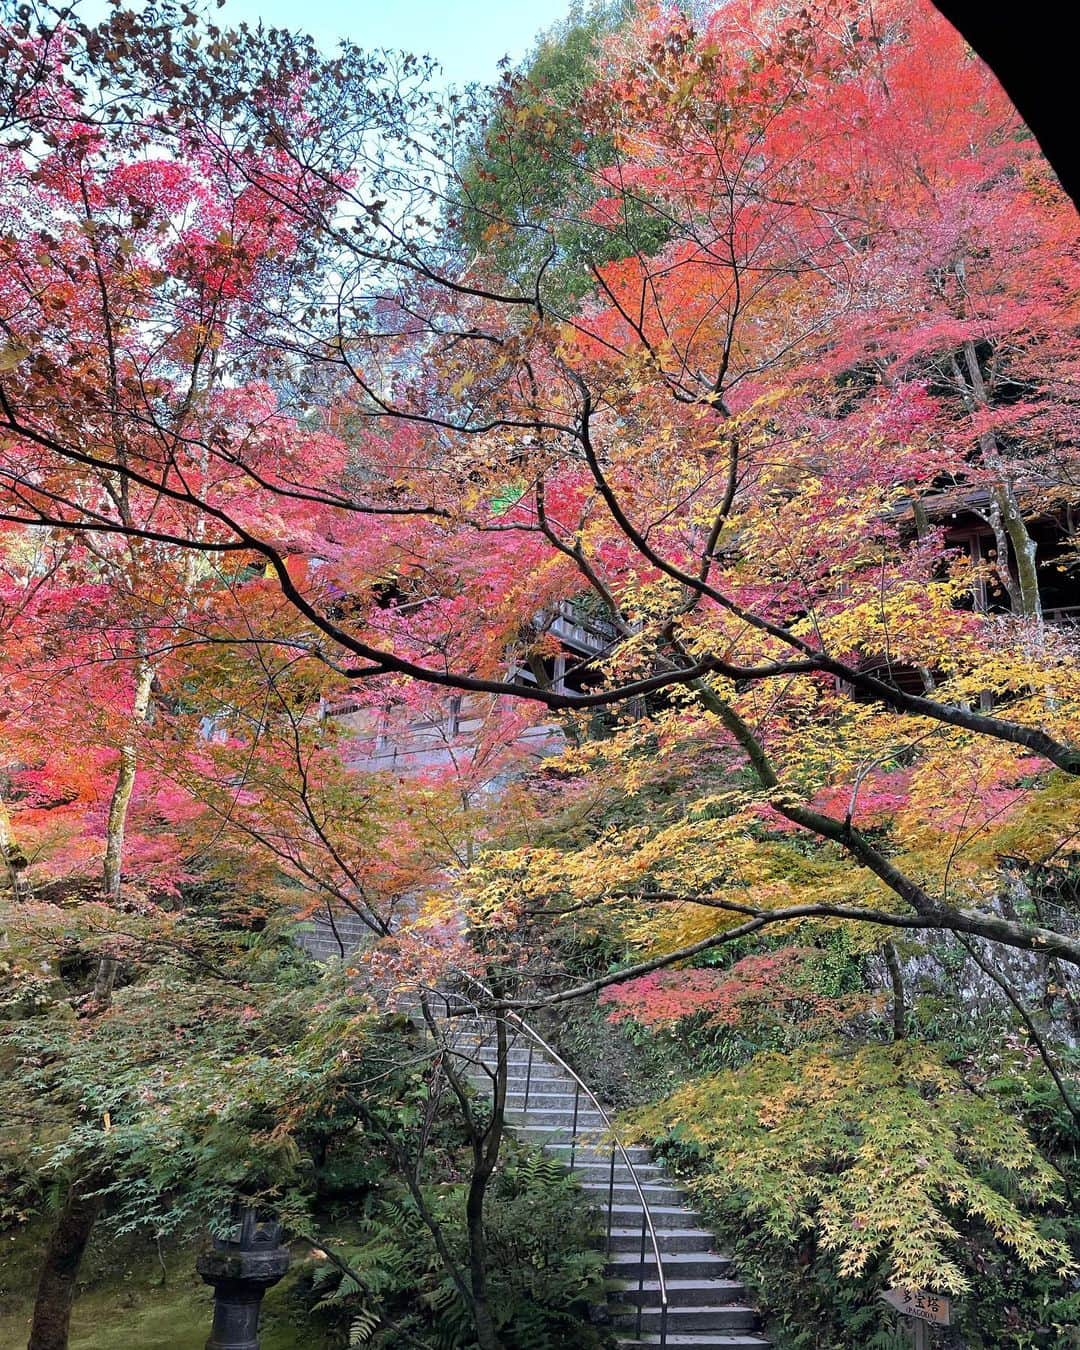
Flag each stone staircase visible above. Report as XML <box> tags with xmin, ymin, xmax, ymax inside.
<box><xmin>447</xmin><ymin>1017</ymin><xmax>770</xmax><ymax>1349</ymax></box>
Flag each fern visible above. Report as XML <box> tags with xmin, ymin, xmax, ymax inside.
<box><xmin>348</xmin><ymin>1308</ymin><xmax>380</xmax><ymax>1345</ymax></box>
<box><xmin>301</xmin><ymin>1139</ymin><xmax>610</xmax><ymax>1348</ymax></box>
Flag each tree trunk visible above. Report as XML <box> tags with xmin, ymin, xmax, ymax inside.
<box><xmin>883</xmin><ymin>942</ymin><xmax>906</xmax><ymax>1041</ymax></box>
<box><xmin>0</xmin><ymin>795</ymin><xmax>32</xmax><ymax>902</ymax></box>
<box><xmin>465</xmin><ymin>1184</ymin><xmax>500</xmax><ymax>1350</ymax></box>
<box><xmin>93</xmin><ymin>656</ymin><xmax>154</xmax><ymax>1004</ymax></box>
<box><xmin>26</xmin><ymin>1182</ymin><xmax>103</xmax><ymax>1350</ymax></box>
<box><xmin>957</xmin><ymin>339</ymin><xmax>1042</xmax><ymax>623</ymax></box>
<box><xmin>990</xmin><ymin>482</ymin><xmax>1042</xmax><ymax>621</ymax></box>
<box><xmin>102</xmin><ymin>656</ymin><xmax>154</xmax><ymax>901</ymax></box>
<box><xmin>464</xmin><ymin>1010</ymin><xmax>507</xmax><ymax>1350</ymax></box>
<box><xmin>983</xmin><ymin>494</ymin><xmax>1024</xmax><ymax>614</ymax></box>
<box><xmin>368</xmin><ymin>995</ymin><xmax>503</xmax><ymax>1347</ymax></box>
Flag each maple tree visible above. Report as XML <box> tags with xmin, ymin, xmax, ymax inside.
<box><xmin>0</xmin><ymin>453</ymin><xmax>557</xmax><ymax>1349</ymax></box>
<box><xmin>0</xmin><ymin>574</ymin><xmax>548</xmax><ymax>1350</ymax></box>
<box><xmin>0</xmin><ymin>0</ymin><xmax>1078</xmax><ymax>1343</ymax></box>
<box><xmin>623</xmin><ymin>1041</ymin><xmax>1072</xmax><ymax>1296</ymax></box>
<box><xmin>0</xmin><ymin>0</ymin><xmax>1076</xmax><ymax>971</ymax></box>
<box><xmin>0</xmin><ymin>524</ymin><xmax>545</xmax><ymax>1348</ymax></box>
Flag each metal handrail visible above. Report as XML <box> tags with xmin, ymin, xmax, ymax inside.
<box><xmin>428</xmin><ymin>977</ymin><xmax>670</xmax><ymax>1346</ymax></box>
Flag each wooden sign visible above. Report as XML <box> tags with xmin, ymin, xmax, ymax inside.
<box><xmin>880</xmin><ymin>1287</ymin><xmax>951</xmax><ymax>1326</ymax></box>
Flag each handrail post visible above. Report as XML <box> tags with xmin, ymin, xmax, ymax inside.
<box><xmin>660</xmin><ymin>1296</ymin><xmax>669</xmax><ymax>1348</ymax></box>
<box><xmin>524</xmin><ymin>1040</ymin><xmax>534</xmax><ymax>1114</ymax></box>
<box><xmin>569</xmin><ymin>1077</ymin><xmax>580</xmax><ymax>1170</ymax></box>
<box><xmin>606</xmin><ymin>1141</ymin><xmax>616</xmax><ymax>1256</ymax></box>
<box><xmin>636</xmin><ymin>1207</ymin><xmax>646</xmax><ymax>1340</ymax></box>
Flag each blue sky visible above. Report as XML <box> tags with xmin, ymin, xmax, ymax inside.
<box><xmin>210</xmin><ymin>0</ymin><xmax>576</xmax><ymax>86</ymax></box>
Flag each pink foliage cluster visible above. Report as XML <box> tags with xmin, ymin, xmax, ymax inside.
<box><xmin>599</xmin><ymin>947</ymin><xmax>877</xmax><ymax>1035</ymax></box>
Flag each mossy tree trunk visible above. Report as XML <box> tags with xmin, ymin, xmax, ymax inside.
<box><xmin>463</xmin><ymin>1008</ymin><xmax>507</xmax><ymax>1350</ymax></box>
<box><xmin>956</xmin><ymin>339</ymin><xmax>1042</xmax><ymax>622</ymax></box>
<box><xmin>26</xmin><ymin>1182</ymin><xmax>104</xmax><ymax>1350</ymax></box>
<box><xmin>0</xmin><ymin>794</ymin><xmax>32</xmax><ymax>902</ymax></box>
<box><xmin>91</xmin><ymin>654</ymin><xmax>154</xmax><ymax>1004</ymax></box>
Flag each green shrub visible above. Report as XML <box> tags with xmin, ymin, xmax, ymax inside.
<box><xmin>305</xmin><ymin>1141</ymin><xmax>612</xmax><ymax>1348</ymax></box>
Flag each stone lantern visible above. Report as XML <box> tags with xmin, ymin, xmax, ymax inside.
<box><xmin>197</xmin><ymin>1208</ymin><xmax>291</xmax><ymax>1350</ymax></box>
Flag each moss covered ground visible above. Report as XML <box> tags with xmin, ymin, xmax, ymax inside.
<box><xmin>0</xmin><ymin>1221</ymin><xmax>333</xmax><ymax>1350</ymax></box>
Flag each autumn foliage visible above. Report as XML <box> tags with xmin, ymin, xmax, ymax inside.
<box><xmin>0</xmin><ymin>0</ymin><xmax>1078</xmax><ymax>1345</ymax></box>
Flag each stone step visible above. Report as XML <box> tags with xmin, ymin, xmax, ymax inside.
<box><xmin>499</xmin><ymin>1083</ymin><xmax>595</xmax><ymax>1097</ymax></box>
<box><xmin>603</xmin><ymin>1204</ymin><xmax>706</xmax><ymax>1231</ymax></box>
<box><xmin>545</xmin><ymin>1141</ymin><xmax>654</xmax><ymax>1166</ymax></box>
<box><xmin>454</xmin><ymin>1039</ymin><xmax>559</xmax><ymax>1057</ymax></box>
<box><xmin>499</xmin><ymin>1085</ymin><xmax>599</xmax><ymax>1103</ymax></box>
<box><xmin>581</xmin><ymin>1181</ymin><xmax>686</xmax><ymax>1207</ymax></box>
<box><xmin>505</xmin><ymin>1105</ymin><xmax>608</xmax><ymax>1127</ymax></box>
<box><xmin>453</xmin><ymin>1043</ymin><xmax>545</xmax><ymax>1056</ymax></box>
<box><xmin>468</xmin><ymin>1087</ymin><xmax>577</xmax><ymax>1102</ymax></box>
<box><xmin>607</xmin><ymin>1251</ymin><xmax>735</xmax><ymax>1281</ymax></box>
<box><xmin>460</xmin><ymin>1056</ymin><xmax>563</xmax><ymax>1070</ymax></box>
<box><xmin>472</xmin><ymin>1054</ymin><xmax>574</xmax><ymax>1072</ymax></box>
<box><xmin>471</xmin><ymin>1063</ymin><xmax>571</xmax><ymax>1082</ymax></box>
<box><xmin>512</xmin><ymin>1078</ymin><xmax>590</xmax><ymax>1090</ymax></box>
<box><xmin>577</xmin><ymin>1164</ymin><xmax>662</xmax><ymax>1187</ymax></box>
<box><xmin>506</xmin><ymin>1098</ymin><xmax>606</xmax><ymax>1116</ymax></box>
<box><xmin>467</xmin><ymin>1077</ymin><xmax>570</xmax><ymax>1095</ymax></box>
<box><xmin>497</xmin><ymin>1081</ymin><xmax>587</xmax><ymax>1097</ymax></box>
<box><xmin>495</xmin><ymin>1061</ymin><xmax>572</xmax><ymax>1075</ymax></box>
<box><xmin>608</xmin><ymin>1228</ymin><xmax>718</xmax><ymax>1254</ymax></box>
<box><xmin>457</xmin><ymin>1041</ymin><xmax>547</xmax><ymax>1058</ymax></box>
<box><xmin>615</xmin><ymin>1279</ymin><xmax>747</xmax><ymax>1308</ymax></box>
<box><xmin>503</xmin><ymin>1087</ymin><xmax>592</xmax><ymax>1102</ymax></box>
<box><xmin>452</xmin><ymin>1041</ymin><xmax>550</xmax><ymax>1057</ymax></box>
<box><xmin>613</xmin><ymin>1304</ymin><xmax>759</xmax><ymax>1333</ymax></box>
<box><xmin>456</xmin><ymin>1047</ymin><xmax>545</xmax><ymax>1058</ymax></box>
<box><xmin>511</xmin><ymin>1124</ymin><xmax>614</xmax><ymax>1148</ymax></box>
<box><xmin>617</xmin><ymin>1336</ymin><xmax>771</xmax><ymax>1348</ymax></box>
<box><xmin>573</xmin><ymin>1162</ymin><xmax>664</xmax><ymax>1183</ymax></box>
<box><xmin>578</xmin><ymin>1169</ymin><xmax>666</xmax><ymax>1192</ymax></box>
<box><xmin>463</xmin><ymin>1062</ymin><xmax>567</xmax><ymax>1082</ymax></box>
